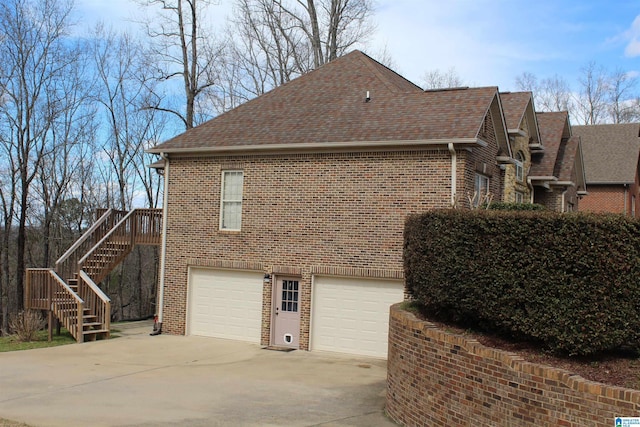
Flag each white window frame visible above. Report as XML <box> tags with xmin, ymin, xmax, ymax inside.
<box><xmin>220</xmin><ymin>170</ymin><xmax>244</xmax><ymax>231</ymax></box>
<box><xmin>515</xmin><ymin>191</ymin><xmax>524</xmax><ymax>204</ymax></box>
<box><xmin>473</xmin><ymin>173</ymin><xmax>490</xmax><ymax>207</ymax></box>
<box><xmin>515</xmin><ymin>151</ymin><xmax>524</xmax><ymax>183</ymax></box>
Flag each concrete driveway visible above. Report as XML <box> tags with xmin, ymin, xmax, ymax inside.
<box><xmin>0</xmin><ymin>321</ymin><xmax>396</xmax><ymax>427</ymax></box>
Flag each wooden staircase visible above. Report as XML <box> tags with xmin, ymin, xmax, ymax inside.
<box><xmin>25</xmin><ymin>208</ymin><xmax>162</xmax><ymax>342</ymax></box>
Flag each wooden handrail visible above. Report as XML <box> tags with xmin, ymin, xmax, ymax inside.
<box><xmin>54</xmin><ymin>209</ymin><xmax>130</xmax><ymax>282</ymax></box>
<box><xmin>78</xmin><ymin>270</ymin><xmax>111</xmax><ymax>303</ymax></box>
<box><xmin>78</xmin><ymin>210</ymin><xmax>136</xmax><ymax>267</ymax></box>
<box><xmin>55</xmin><ymin>209</ymin><xmax>113</xmax><ymax>269</ymax></box>
<box><xmin>45</xmin><ymin>269</ymin><xmax>85</xmax><ymax>342</ymax></box>
<box><xmin>50</xmin><ymin>270</ymin><xmax>84</xmax><ymax>304</ymax></box>
<box><xmin>78</xmin><ymin>270</ymin><xmax>111</xmax><ymax>337</ymax></box>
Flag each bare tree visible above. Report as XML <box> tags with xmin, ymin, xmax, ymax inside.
<box><xmin>140</xmin><ymin>0</ymin><xmax>222</xmax><ymax>129</ymax></box>
<box><xmin>222</xmin><ymin>0</ymin><xmax>375</xmax><ymax>104</ymax></box>
<box><xmin>516</xmin><ymin>72</ymin><xmax>572</xmax><ymax>113</ymax></box>
<box><xmin>92</xmin><ymin>26</ymin><xmax>164</xmax><ymax>320</ymax></box>
<box><xmin>575</xmin><ymin>61</ymin><xmax>608</xmax><ymax>125</ymax></box>
<box><xmin>608</xmin><ymin>68</ymin><xmax>638</xmax><ymax>123</ymax></box>
<box><xmin>0</xmin><ymin>0</ymin><xmax>77</xmax><ymax>312</ymax></box>
<box><xmin>35</xmin><ymin>50</ymin><xmax>95</xmax><ymax>267</ymax></box>
<box><xmin>0</xmin><ymin>141</ymin><xmax>18</xmax><ymax>334</ymax></box>
<box><xmin>219</xmin><ymin>0</ymin><xmax>310</xmax><ymax>106</ymax></box>
<box><xmin>284</xmin><ymin>0</ymin><xmax>375</xmax><ymax>67</ymax></box>
<box><xmin>421</xmin><ymin>67</ymin><xmax>464</xmax><ymax>90</ymax></box>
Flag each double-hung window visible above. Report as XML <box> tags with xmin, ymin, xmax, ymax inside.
<box><xmin>220</xmin><ymin>171</ymin><xmax>244</xmax><ymax>230</ymax></box>
<box><xmin>515</xmin><ymin>151</ymin><xmax>524</xmax><ymax>182</ymax></box>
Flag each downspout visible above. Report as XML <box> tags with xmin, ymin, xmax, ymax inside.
<box><xmin>527</xmin><ymin>178</ymin><xmax>534</xmax><ymax>203</ymax></box>
<box><xmin>561</xmin><ymin>189</ymin><xmax>567</xmax><ymax>213</ymax></box>
<box><xmin>448</xmin><ymin>143</ymin><xmax>457</xmax><ymax>206</ymax></box>
<box><xmin>624</xmin><ymin>184</ymin><xmax>629</xmax><ymax>215</ymax></box>
<box><xmin>153</xmin><ymin>153</ymin><xmax>170</xmax><ymax>335</ymax></box>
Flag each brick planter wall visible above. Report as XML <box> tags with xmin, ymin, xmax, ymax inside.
<box><xmin>386</xmin><ymin>304</ymin><xmax>640</xmax><ymax>426</ymax></box>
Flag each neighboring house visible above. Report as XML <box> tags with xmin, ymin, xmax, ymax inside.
<box><xmin>530</xmin><ymin>111</ymin><xmax>587</xmax><ymax>212</ymax></box>
<box><xmin>572</xmin><ymin>123</ymin><xmax>640</xmax><ymax>217</ymax></box>
<box><xmin>147</xmin><ymin>50</ymin><xmax>516</xmax><ymax>357</ymax></box>
<box><xmin>499</xmin><ymin>91</ymin><xmax>543</xmax><ymax>204</ymax></box>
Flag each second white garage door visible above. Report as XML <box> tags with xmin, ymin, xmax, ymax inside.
<box><xmin>188</xmin><ymin>268</ymin><xmax>263</xmax><ymax>343</ymax></box>
<box><xmin>311</xmin><ymin>276</ymin><xmax>404</xmax><ymax>358</ymax></box>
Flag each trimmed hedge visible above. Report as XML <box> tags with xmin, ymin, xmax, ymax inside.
<box><xmin>487</xmin><ymin>202</ymin><xmax>546</xmax><ymax>211</ymax></box>
<box><xmin>404</xmin><ymin>209</ymin><xmax>640</xmax><ymax>356</ymax></box>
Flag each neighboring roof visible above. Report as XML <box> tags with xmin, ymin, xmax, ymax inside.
<box><xmin>572</xmin><ymin>123</ymin><xmax>640</xmax><ymax>184</ymax></box>
<box><xmin>150</xmin><ymin>50</ymin><xmax>502</xmax><ymax>154</ymax></box>
<box><xmin>499</xmin><ymin>91</ymin><xmax>542</xmax><ymax>148</ymax></box>
<box><xmin>530</xmin><ymin>111</ymin><xmax>570</xmax><ymax>177</ymax></box>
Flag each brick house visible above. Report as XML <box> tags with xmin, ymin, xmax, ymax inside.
<box><xmin>573</xmin><ymin>123</ymin><xmax>640</xmax><ymax>217</ymax></box>
<box><xmin>530</xmin><ymin>111</ymin><xmax>587</xmax><ymax>212</ymax></box>
<box><xmin>148</xmin><ymin>50</ymin><xmax>518</xmax><ymax>357</ymax></box>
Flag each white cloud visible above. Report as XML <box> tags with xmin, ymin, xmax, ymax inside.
<box><xmin>624</xmin><ymin>15</ymin><xmax>640</xmax><ymax>57</ymax></box>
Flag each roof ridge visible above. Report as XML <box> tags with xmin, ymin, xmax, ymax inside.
<box><xmin>355</xmin><ymin>50</ymin><xmax>422</xmax><ymax>93</ymax></box>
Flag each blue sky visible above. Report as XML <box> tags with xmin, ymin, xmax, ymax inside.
<box><xmin>75</xmin><ymin>0</ymin><xmax>640</xmax><ymax>91</ymax></box>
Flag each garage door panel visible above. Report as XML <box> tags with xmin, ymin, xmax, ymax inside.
<box><xmin>311</xmin><ymin>276</ymin><xmax>404</xmax><ymax>358</ymax></box>
<box><xmin>188</xmin><ymin>268</ymin><xmax>263</xmax><ymax>343</ymax></box>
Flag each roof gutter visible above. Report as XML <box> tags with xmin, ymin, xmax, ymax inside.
<box><xmin>147</xmin><ymin>138</ymin><xmax>484</xmax><ymax>155</ymax></box>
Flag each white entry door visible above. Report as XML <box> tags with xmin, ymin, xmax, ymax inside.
<box><xmin>188</xmin><ymin>268</ymin><xmax>263</xmax><ymax>343</ymax></box>
<box><xmin>272</xmin><ymin>277</ymin><xmax>301</xmax><ymax>348</ymax></box>
<box><xmin>311</xmin><ymin>276</ymin><xmax>404</xmax><ymax>358</ymax></box>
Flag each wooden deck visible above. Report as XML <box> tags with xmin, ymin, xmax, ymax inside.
<box><xmin>25</xmin><ymin>208</ymin><xmax>162</xmax><ymax>342</ymax></box>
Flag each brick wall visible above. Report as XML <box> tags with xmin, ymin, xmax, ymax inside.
<box><xmin>579</xmin><ymin>185</ymin><xmax>629</xmax><ymax>215</ymax></box>
<box><xmin>460</xmin><ymin>109</ymin><xmax>502</xmax><ymax>206</ymax></box>
<box><xmin>162</xmin><ymin>150</ymin><xmax>457</xmax><ymax>344</ymax></box>
<box><xmin>387</xmin><ymin>304</ymin><xmax>640</xmax><ymax>426</ymax></box>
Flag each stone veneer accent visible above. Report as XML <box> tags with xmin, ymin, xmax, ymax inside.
<box><xmin>386</xmin><ymin>304</ymin><xmax>640</xmax><ymax>426</ymax></box>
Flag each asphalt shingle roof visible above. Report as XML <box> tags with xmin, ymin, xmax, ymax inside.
<box><xmin>500</xmin><ymin>92</ymin><xmax>532</xmax><ymax>132</ymax></box>
<box><xmin>530</xmin><ymin>112</ymin><xmax>569</xmax><ymax>177</ymax></box>
<box><xmin>572</xmin><ymin>123</ymin><xmax>640</xmax><ymax>184</ymax></box>
<box><xmin>150</xmin><ymin>50</ymin><xmax>499</xmax><ymax>153</ymax></box>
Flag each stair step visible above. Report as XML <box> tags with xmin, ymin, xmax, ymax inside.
<box><xmin>83</xmin><ymin>329</ymin><xmax>109</xmax><ymax>336</ymax></box>
<box><xmin>83</xmin><ymin>322</ymin><xmax>103</xmax><ymax>328</ymax></box>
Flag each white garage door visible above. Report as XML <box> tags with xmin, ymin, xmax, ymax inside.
<box><xmin>188</xmin><ymin>268</ymin><xmax>263</xmax><ymax>343</ymax></box>
<box><xmin>311</xmin><ymin>276</ymin><xmax>404</xmax><ymax>358</ymax></box>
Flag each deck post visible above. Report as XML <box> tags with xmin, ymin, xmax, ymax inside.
<box><xmin>47</xmin><ymin>273</ymin><xmax>53</xmax><ymax>342</ymax></box>
<box><xmin>77</xmin><ymin>302</ymin><xmax>84</xmax><ymax>343</ymax></box>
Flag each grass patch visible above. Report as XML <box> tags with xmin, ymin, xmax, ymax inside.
<box><xmin>399</xmin><ymin>300</ymin><xmax>421</xmax><ymax>314</ymax></box>
<box><xmin>0</xmin><ymin>418</ymin><xmax>30</xmax><ymax>427</ymax></box>
<box><xmin>0</xmin><ymin>329</ymin><xmax>75</xmax><ymax>352</ymax></box>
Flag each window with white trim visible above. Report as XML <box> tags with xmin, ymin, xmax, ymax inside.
<box><xmin>473</xmin><ymin>174</ymin><xmax>490</xmax><ymax>207</ymax></box>
<box><xmin>220</xmin><ymin>171</ymin><xmax>244</xmax><ymax>230</ymax></box>
<box><xmin>515</xmin><ymin>151</ymin><xmax>524</xmax><ymax>182</ymax></box>
<box><xmin>515</xmin><ymin>191</ymin><xmax>524</xmax><ymax>204</ymax></box>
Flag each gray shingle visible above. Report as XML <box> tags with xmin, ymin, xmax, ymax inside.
<box><xmin>150</xmin><ymin>51</ymin><xmax>499</xmax><ymax>153</ymax></box>
<box><xmin>572</xmin><ymin>123</ymin><xmax>640</xmax><ymax>184</ymax></box>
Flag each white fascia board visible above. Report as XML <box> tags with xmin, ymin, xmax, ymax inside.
<box><xmin>529</xmin><ymin>176</ymin><xmax>558</xmax><ymax>182</ymax></box>
<box><xmin>146</xmin><ymin>138</ymin><xmax>483</xmax><ymax>155</ymax></box>
<box><xmin>551</xmin><ymin>181</ymin><xmax>575</xmax><ymax>187</ymax></box>
<box><xmin>508</xmin><ymin>129</ymin><xmax>527</xmax><ymax>137</ymax></box>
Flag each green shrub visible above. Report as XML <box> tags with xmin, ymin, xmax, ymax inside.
<box><xmin>404</xmin><ymin>209</ymin><xmax>640</xmax><ymax>356</ymax></box>
<box><xmin>486</xmin><ymin>202</ymin><xmax>546</xmax><ymax>211</ymax></box>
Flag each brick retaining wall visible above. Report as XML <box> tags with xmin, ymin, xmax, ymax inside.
<box><xmin>386</xmin><ymin>304</ymin><xmax>640</xmax><ymax>426</ymax></box>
